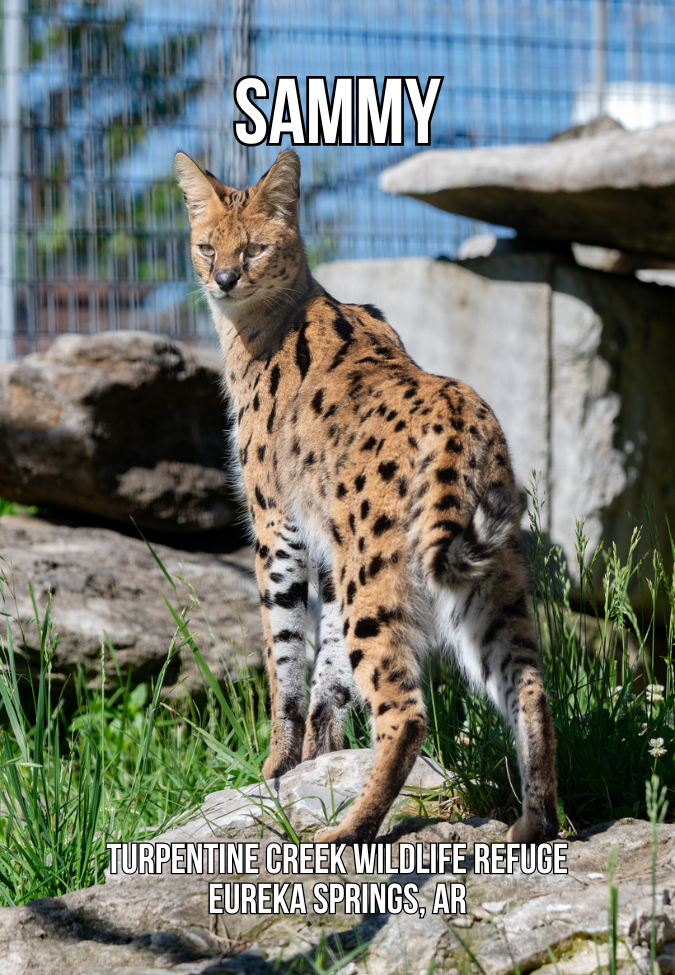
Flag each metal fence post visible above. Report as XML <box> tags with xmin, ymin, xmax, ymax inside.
<box><xmin>0</xmin><ymin>0</ymin><xmax>24</xmax><ymax>360</ymax></box>
<box><xmin>229</xmin><ymin>0</ymin><xmax>253</xmax><ymax>189</ymax></box>
<box><xmin>594</xmin><ymin>0</ymin><xmax>608</xmax><ymax>117</ymax></box>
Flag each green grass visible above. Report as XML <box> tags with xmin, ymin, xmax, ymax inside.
<box><xmin>0</xmin><ymin>483</ymin><xmax>673</xmax><ymax>906</ymax></box>
<box><xmin>422</xmin><ymin>484</ymin><xmax>675</xmax><ymax>832</ymax></box>
<box><xmin>0</xmin><ymin>554</ymin><xmax>269</xmax><ymax>905</ymax></box>
<box><xmin>0</xmin><ymin>498</ymin><xmax>38</xmax><ymax>518</ymax></box>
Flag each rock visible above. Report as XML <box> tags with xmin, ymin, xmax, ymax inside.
<box><xmin>0</xmin><ymin>514</ymin><xmax>263</xmax><ymax>698</ymax></box>
<box><xmin>636</xmin><ymin>268</ymin><xmax>675</xmax><ymax>286</ymax></box>
<box><xmin>549</xmin><ymin>114</ymin><xmax>626</xmax><ymax>142</ymax></box>
<box><xmin>572</xmin><ymin>242</ymin><xmax>675</xmax><ymax>278</ymax></box>
<box><xmin>0</xmin><ymin>750</ymin><xmax>672</xmax><ymax>975</ymax></box>
<box><xmin>380</xmin><ymin>121</ymin><xmax>675</xmax><ymax>260</ymax></box>
<box><xmin>0</xmin><ymin>331</ymin><xmax>235</xmax><ymax>533</ymax></box>
<box><xmin>571</xmin><ymin>243</ymin><xmax>624</xmax><ymax>272</ymax></box>
<box><xmin>315</xmin><ymin>254</ymin><xmax>675</xmax><ymax>593</ymax></box>
<box><xmin>108</xmin><ymin>749</ymin><xmax>451</xmax><ymax>859</ymax></box>
<box><xmin>457</xmin><ymin>233</ymin><xmax>499</xmax><ymax>259</ymax></box>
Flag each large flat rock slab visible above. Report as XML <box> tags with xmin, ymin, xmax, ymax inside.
<box><xmin>0</xmin><ymin>331</ymin><xmax>236</xmax><ymax>533</ymax></box>
<box><xmin>0</xmin><ymin>515</ymin><xmax>263</xmax><ymax>697</ymax></box>
<box><xmin>109</xmin><ymin>749</ymin><xmax>450</xmax><ymax>854</ymax></box>
<box><xmin>380</xmin><ymin>122</ymin><xmax>675</xmax><ymax>260</ymax></box>
<box><xmin>0</xmin><ymin>751</ymin><xmax>671</xmax><ymax>974</ymax></box>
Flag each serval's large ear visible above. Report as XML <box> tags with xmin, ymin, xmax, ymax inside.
<box><xmin>174</xmin><ymin>152</ymin><xmax>229</xmax><ymax>223</ymax></box>
<box><xmin>248</xmin><ymin>150</ymin><xmax>301</xmax><ymax>224</ymax></box>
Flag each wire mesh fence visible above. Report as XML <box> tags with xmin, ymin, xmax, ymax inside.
<box><xmin>2</xmin><ymin>0</ymin><xmax>675</xmax><ymax>357</ymax></box>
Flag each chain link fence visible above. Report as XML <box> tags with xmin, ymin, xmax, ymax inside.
<box><xmin>1</xmin><ymin>0</ymin><xmax>675</xmax><ymax>356</ymax></box>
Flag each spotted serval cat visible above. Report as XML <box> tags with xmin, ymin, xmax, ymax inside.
<box><xmin>175</xmin><ymin>148</ymin><xmax>558</xmax><ymax>844</ymax></box>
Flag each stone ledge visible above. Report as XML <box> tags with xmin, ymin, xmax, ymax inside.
<box><xmin>380</xmin><ymin>123</ymin><xmax>675</xmax><ymax>259</ymax></box>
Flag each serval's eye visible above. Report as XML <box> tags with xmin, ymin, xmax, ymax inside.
<box><xmin>199</xmin><ymin>244</ymin><xmax>215</xmax><ymax>258</ymax></box>
<box><xmin>245</xmin><ymin>243</ymin><xmax>264</xmax><ymax>258</ymax></box>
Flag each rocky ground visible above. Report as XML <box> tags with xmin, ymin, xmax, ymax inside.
<box><xmin>0</xmin><ymin>513</ymin><xmax>264</xmax><ymax>700</ymax></box>
<box><xmin>0</xmin><ymin>749</ymin><xmax>670</xmax><ymax>975</ymax></box>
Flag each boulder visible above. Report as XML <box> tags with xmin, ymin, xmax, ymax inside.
<box><xmin>0</xmin><ymin>331</ymin><xmax>236</xmax><ymax>533</ymax></box>
<box><xmin>0</xmin><ymin>749</ymin><xmax>671</xmax><ymax>974</ymax></box>
<box><xmin>315</xmin><ymin>254</ymin><xmax>675</xmax><ymax>589</ymax></box>
<box><xmin>0</xmin><ymin>514</ymin><xmax>264</xmax><ymax>698</ymax></box>
<box><xmin>113</xmin><ymin>749</ymin><xmax>451</xmax><ymax>849</ymax></box>
<box><xmin>549</xmin><ymin>114</ymin><xmax>626</xmax><ymax>142</ymax></box>
<box><xmin>380</xmin><ymin>121</ymin><xmax>675</xmax><ymax>260</ymax></box>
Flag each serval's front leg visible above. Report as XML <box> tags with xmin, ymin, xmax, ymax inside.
<box><xmin>253</xmin><ymin>518</ymin><xmax>309</xmax><ymax>779</ymax></box>
<box><xmin>302</xmin><ymin>566</ymin><xmax>356</xmax><ymax>760</ymax></box>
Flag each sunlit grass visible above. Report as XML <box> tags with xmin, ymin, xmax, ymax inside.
<box><xmin>0</xmin><ymin>498</ymin><xmax>38</xmax><ymax>518</ymax></box>
<box><xmin>421</xmin><ymin>481</ymin><xmax>675</xmax><ymax>833</ymax></box>
<box><xmin>0</xmin><ymin>553</ymin><xmax>268</xmax><ymax>906</ymax></box>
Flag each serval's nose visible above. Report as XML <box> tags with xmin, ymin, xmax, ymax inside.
<box><xmin>215</xmin><ymin>270</ymin><xmax>240</xmax><ymax>293</ymax></box>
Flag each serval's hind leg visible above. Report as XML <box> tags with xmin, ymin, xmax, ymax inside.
<box><xmin>435</xmin><ymin>538</ymin><xmax>558</xmax><ymax>842</ymax></box>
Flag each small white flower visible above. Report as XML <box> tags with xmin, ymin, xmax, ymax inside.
<box><xmin>646</xmin><ymin>684</ymin><xmax>665</xmax><ymax>704</ymax></box>
<box><xmin>649</xmin><ymin>737</ymin><xmax>667</xmax><ymax>759</ymax></box>
<box><xmin>640</xmin><ymin>722</ymin><xmax>649</xmax><ymax>735</ymax></box>
<box><xmin>612</xmin><ymin>685</ymin><xmax>623</xmax><ymax>698</ymax></box>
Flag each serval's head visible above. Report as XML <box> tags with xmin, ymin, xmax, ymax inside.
<box><xmin>174</xmin><ymin>149</ymin><xmax>305</xmax><ymax>312</ymax></box>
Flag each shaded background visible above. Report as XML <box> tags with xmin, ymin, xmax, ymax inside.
<box><xmin>1</xmin><ymin>0</ymin><xmax>674</xmax><ymax>357</ymax></box>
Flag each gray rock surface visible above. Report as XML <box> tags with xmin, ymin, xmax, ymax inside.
<box><xmin>0</xmin><ymin>514</ymin><xmax>263</xmax><ymax>697</ymax></box>
<box><xmin>549</xmin><ymin>114</ymin><xmax>625</xmax><ymax>142</ymax></box>
<box><xmin>315</xmin><ymin>254</ymin><xmax>675</xmax><ymax>591</ymax></box>
<box><xmin>0</xmin><ymin>331</ymin><xmax>235</xmax><ymax>533</ymax></box>
<box><xmin>109</xmin><ymin>749</ymin><xmax>450</xmax><ymax>860</ymax></box>
<box><xmin>0</xmin><ymin>750</ymin><xmax>670</xmax><ymax>975</ymax></box>
<box><xmin>380</xmin><ymin>121</ymin><xmax>675</xmax><ymax>260</ymax></box>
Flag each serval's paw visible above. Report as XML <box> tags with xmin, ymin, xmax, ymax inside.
<box><xmin>506</xmin><ymin>812</ymin><xmax>559</xmax><ymax>844</ymax></box>
<box><xmin>315</xmin><ymin>820</ymin><xmax>379</xmax><ymax>846</ymax></box>
<box><xmin>262</xmin><ymin>752</ymin><xmax>300</xmax><ymax>781</ymax></box>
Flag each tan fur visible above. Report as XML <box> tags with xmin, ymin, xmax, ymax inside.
<box><xmin>175</xmin><ymin>149</ymin><xmax>559</xmax><ymax>844</ymax></box>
